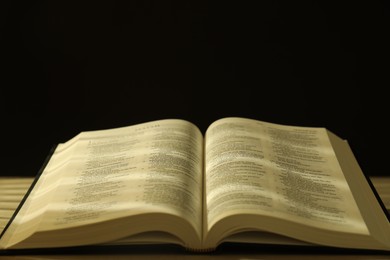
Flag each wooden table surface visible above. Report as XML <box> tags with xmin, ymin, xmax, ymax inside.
<box><xmin>1</xmin><ymin>176</ymin><xmax>390</xmax><ymax>259</ymax></box>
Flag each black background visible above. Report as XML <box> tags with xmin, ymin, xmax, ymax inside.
<box><xmin>1</xmin><ymin>1</ymin><xmax>389</xmax><ymax>177</ymax></box>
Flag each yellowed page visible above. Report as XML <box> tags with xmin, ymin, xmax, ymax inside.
<box><xmin>204</xmin><ymin>117</ymin><xmax>368</xmax><ymax>238</ymax></box>
<box><xmin>1</xmin><ymin>119</ymin><xmax>203</xmax><ymax>249</ymax></box>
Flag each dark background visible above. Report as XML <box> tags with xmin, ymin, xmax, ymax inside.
<box><xmin>1</xmin><ymin>1</ymin><xmax>389</xmax><ymax>177</ymax></box>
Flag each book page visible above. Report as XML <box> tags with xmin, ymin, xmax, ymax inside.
<box><xmin>204</xmin><ymin>117</ymin><xmax>368</xmax><ymax>235</ymax></box>
<box><xmin>1</xmin><ymin>119</ymin><xmax>203</xmax><ymax>248</ymax></box>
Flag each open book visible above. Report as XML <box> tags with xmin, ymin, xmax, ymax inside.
<box><xmin>1</xmin><ymin>117</ymin><xmax>389</xmax><ymax>252</ymax></box>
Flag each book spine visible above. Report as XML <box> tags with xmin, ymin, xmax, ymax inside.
<box><xmin>184</xmin><ymin>247</ymin><xmax>216</xmax><ymax>253</ymax></box>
